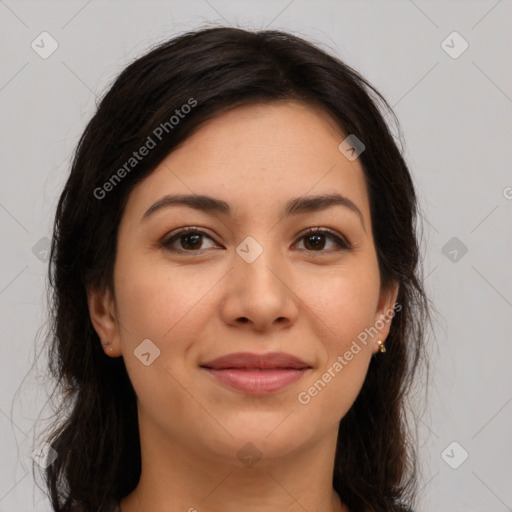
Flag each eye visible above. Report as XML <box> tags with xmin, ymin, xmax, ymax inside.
<box><xmin>293</xmin><ymin>227</ymin><xmax>351</xmax><ymax>253</ymax></box>
<box><xmin>161</xmin><ymin>226</ymin><xmax>351</xmax><ymax>255</ymax></box>
<box><xmin>162</xmin><ymin>227</ymin><xmax>219</xmax><ymax>253</ymax></box>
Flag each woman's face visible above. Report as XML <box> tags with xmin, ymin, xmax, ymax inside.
<box><xmin>89</xmin><ymin>101</ymin><xmax>397</xmax><ymax>467</ymax></box>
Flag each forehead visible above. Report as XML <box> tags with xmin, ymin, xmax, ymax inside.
<box><xmin>123</xmin><ymin>101</ymin><xmax>370</xmax><ymax>224</ymax></box>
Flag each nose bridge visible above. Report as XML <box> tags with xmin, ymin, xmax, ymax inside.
<box><xmin>234</xmin><ymin>234</ymin><xmax>285</xmax><ymax>297</ymax></box>
<box><xmin>220</xmin><ymin>233</ymin><xmax>298</xmax><ymax>330</ymax></box>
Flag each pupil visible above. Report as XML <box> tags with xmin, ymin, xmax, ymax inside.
<box><xmin>182</xmin><ymin>234</ymin><xmax>201</xmax><ymax>249</ymax></box>
<box><xmin>306</xmin><ymin>234</ymin><xmax>325</xmax><ymax>250</ymax></box>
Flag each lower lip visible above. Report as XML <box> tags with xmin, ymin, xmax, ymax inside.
<box><xmin>201</xmin><ymin>368</ymin><xmax>310</xmax><ymax>394</ymax></box>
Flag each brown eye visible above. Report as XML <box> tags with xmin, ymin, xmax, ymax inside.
<box><xmin>178</xmin><ymin>232</ymin><xmax>203</xmax><ymax>250</ymax></box>
<box><xmin>162</xmin><ymin>228</ymin><xmax>218</xmax><ymax>253</ymax></box>
<box><xmin>295</xmin><ymin>228</ymin><xmax>350</xmax><ymax>253</ymax></box>
<box><xmin>303</xmin><ymin>233</ymin><xmax>326</xmax><ymax>250</ymax></box>
<box><xmin>162</xmin><ymin>226</ymin><xmax>350</xmax><ymax>255</ymax></box>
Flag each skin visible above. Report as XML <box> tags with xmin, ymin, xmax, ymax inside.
<box><xmin>88</xmin><ymin>101</ymin><xmax>398</xmax><ymax>512</ymax></box>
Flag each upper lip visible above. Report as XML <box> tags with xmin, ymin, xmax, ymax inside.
<box><xmin>200</xmin><ymin>352</ymin><xmax>311</xmax><ymax>370</ymax></box>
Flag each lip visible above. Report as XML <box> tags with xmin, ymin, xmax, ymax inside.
<box><xmin>200</xmin><ymin>351</ymin><xmax>312</xmax><ymax>395</ymax></box>
<box><xmin>202</xmin><ymin>367</ymin><xmax>310</xmax><ymax>394</ymax></box>
<box><xmin>200</xmin><ymin>351</ymin><xmax>311</xmax><ymax>370</ymax></box>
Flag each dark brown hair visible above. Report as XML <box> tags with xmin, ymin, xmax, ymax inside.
<box><xmin>42</xmin><ymin>26</ymin><xmax>430</xmax><ymax>512</ymax></box>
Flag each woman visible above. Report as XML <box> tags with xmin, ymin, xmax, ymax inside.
<box><xmin>42</xmin><ymin>26</ymin><xmax>430</xmax><ymax>512</ymax></box>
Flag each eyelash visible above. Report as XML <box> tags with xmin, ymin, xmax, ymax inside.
<box><xmin>161</xmin><ymin>226</ymin><xmax>351</xmax><ymax>255</ymax></box>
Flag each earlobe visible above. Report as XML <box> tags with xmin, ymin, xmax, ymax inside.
<box><xmin>86</xmin><ymin>286</ymin><xmax>121</xmax><ymax>357</ymax></box>
<box><xmin>373</xmin><ymin>281</ymin><xmax>400</xmax><ymax>354</ymax></box>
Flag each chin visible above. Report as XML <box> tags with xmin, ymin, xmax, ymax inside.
<box><xmin>204</xmin><ymin>418</ymin><xmax>314</xmax><ymax>464</ymax></box>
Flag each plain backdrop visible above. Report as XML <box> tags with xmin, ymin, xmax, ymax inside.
<box><xmin>1</xmin><ymin>1</ymin><xmax>511</xmax><ymax>511</ymax></box>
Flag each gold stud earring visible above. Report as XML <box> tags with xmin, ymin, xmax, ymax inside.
<box><xmin>378</xmin><ymin>340</ymin><xmax>386</xmax><ymax>353</ymax></box>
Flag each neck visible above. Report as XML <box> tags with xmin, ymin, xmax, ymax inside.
<box><xmin>120</xmin><ymin>416</ymin><xmax>348</xmax><ymax>512</ymax></box>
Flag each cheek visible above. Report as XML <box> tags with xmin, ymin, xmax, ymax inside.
<box><xmin>112</xmin><ymin>257</ymin><xmax>207</xmax><ymax>427</ymax></box>
<box><xmin>113</xmin><ymin>254</ymin><xmax>212</xmax><ymax>342</ymax></box>
<box><xmin>112</xmin><ymin>255</ymin><xmax>221</xmax><ymax>394</ymax></box>
<box><xmin>307</xmin><ymin>258</ymin><xmax>381</xmax><ymax>344</ymax></box>
<box><xmin>295</xmin><ymin>262</ymin><xmax>380</xmax><ymax>420</ymax></box>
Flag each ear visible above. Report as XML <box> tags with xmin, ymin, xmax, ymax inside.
<box><xmin>86</xmin><ymin>285</ymin><xmax>121</xmax><ymax>357</ymax></box>
<box><xmin>372</xmin><ymin>281</ymin><xmax>400</xmax><ymax>354</ymax></box>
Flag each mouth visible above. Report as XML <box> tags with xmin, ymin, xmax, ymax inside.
<box><xmin>199</xmin><ymin>351</ymin><xmax>312</xmax><ymax>394</ymax></box>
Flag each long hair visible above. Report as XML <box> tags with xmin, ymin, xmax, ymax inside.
<box><xmin>42</xmin><ymin>26</ymin><xmax>430</xmax><ymax>512</ymax></box>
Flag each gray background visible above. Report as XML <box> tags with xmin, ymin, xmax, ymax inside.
<box><xmin>1</xmin><ymin>1</ymin><xmax>511</xmax><ymax>510</ymax></box>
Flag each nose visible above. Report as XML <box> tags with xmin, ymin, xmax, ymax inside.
<box><xmin>219</xmin><ymin>244</ymin><xmax>300</xmax><ymax>333</ymax></box>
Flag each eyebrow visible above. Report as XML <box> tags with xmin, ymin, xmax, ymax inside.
<box><xmin>142</xmin><ymin>192</ymin><xmax>365</xmax><ymax>230</ymax></box>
